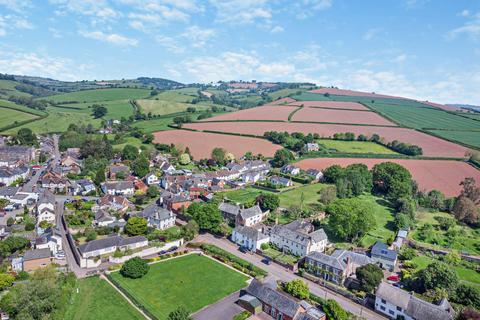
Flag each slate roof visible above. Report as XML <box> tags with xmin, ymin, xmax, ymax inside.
<box><xmin>239</xmin><ymin>205</ymin><xmax>263</xmax><ymax>219</ymax></box>
<box><xmin>78</xmin><ymin>235</ymin><xmax>147</xmax><ymax>254</ymax></box>
<box><xmin>140</xmin><ymin>204</ymin><xmax>174</xmax><ymax>221</ymax></box>
<box><xmin>371</xmin><ymin>241</ymin><xmax>397</xmax><ymax>261</ymax></box>
<box><xmin>0</xmin><ymin>166</ymin><xmax>28</xmax><ymax>178</ymax></box>
<box><xmin>307</xmin><ymin>249</ymin><xmax>372</xmax><ymax>271</ymax></box>
<box><xmin>103</xmin><ymin>181</ymin><xmax>134</xmax><ymax>190</ymax></box>
<box><xmin>109</xmin><ymin>165</ymin><xmax>129</xmax><ymax>173</ymax></box>
<box><xmin>0</xmin><ymin>186</ymin><xmax>20</xmax><ymax>197</ymax></box>
<box><xmin>24</xmin><ymin>248</ymin><xmax>51</xmax><ymax>261</ymax></box>
<box><xmin>271</xmin><ymin>221</ymin><xmax>327</xmax><ymax>246</ymax></box>
<box><xmin>39</xmin><ymin>190</ymin><xmax>55</xmax><ymax>204</ymax></box>
<box><xmin>234</xmin><ymin>225</ymin><xmax>269</xmax><ymax>241</ymax></box>
<box><xmin>218</xmin><ymin>202</ymin><xmax>240</xmax><ymax>216</ymax></box>
<box><xmin>270</xmin><ymin>176</ymin><xmax>291</xmax><ymax>185</ymax></box>
<box><xmin>376</xmin><ymin>282</ymin><xmax>453</xmax><ymax>320</ymax></box>
<box><xmin>246</xmin><ymin>279</ymin><xmax>301</xmax><ymax>318</ymax></box>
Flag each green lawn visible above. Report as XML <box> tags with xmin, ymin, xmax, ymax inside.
<box><xmin>0</xmin><ymin>80</ymin><xmax>32</xmax><ymax>98</ymax></box>
<box><xmin>263</xmin><ymin>247</ymin><xmax>298</xmax><ymax>265</ymax></box>
<box><xmin>0</xmin><ymin>99</ymin><xmax>47</xmax><ymax>116</ymax></box>
<box><xmin>318</xmin><ymin>139</ymin><xmax>398</xmax><ymax>154</ymax></box>
<box><xmin>0</xmin><ymin>107</ymin><xmax>40</xmax><ymax>129</ymax></box>
<box><xmin>110</xmin><ymin>254</ymin><xmax>249</xmax><ymax>320</ymax></box>
<box><xmin>268</xmin><ymin>88</ymin><xmax>306</xmax><ymax>101</ymax></box>
<box><xmin>55</xmin><ymin>99</ymin><xmax>135</xmax><ymax>119</ymax></box>
<box><xmin>47</xmin><ymin>88</ymin><xmax>151</xmax><ymax>103</ymax></box>
<box><xmin>411</xmin><ymin>255</ymin><xmax>480</xmax><ymax>286</ymax></box>
<box><xmin>411</xmin><ymin>210</ymin><xmax>480</xmax><ymax>255</ymax></box>
<box><xmin>151</xmin><ymin>91</ymin><xmax>196</xmax><ymax>103</ymax></box>
<box><xmin>64</xmin><ymin>276</ymin><xmax>144</xmax><ymax>320</ymax></box>
<box><xmin>217</xmin><ymin>187</ymin><xmax>267</xmax><ymax>204</ymax></box>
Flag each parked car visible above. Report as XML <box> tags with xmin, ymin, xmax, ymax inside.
<box><xmin>262</xmin><ymin>258</ymin><xmax>271</xmax><ymax>265</ymax></box>
<box><xmin>239</xmin><ymin>246</ymin><xmax>249</xmax><ymax>254</ymax></box>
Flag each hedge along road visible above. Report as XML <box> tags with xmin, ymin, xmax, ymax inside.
<box><xmin>196</xmin><ymin>233</ymin><xmax>387</xmax><ymax>320</ymax></box>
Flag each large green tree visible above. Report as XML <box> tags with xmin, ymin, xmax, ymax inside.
<box><xmin>131</xmin><ymin>154</ymin><xmax>150</xmax><ymax>178</ymax></box>
<box><xmin>452</xmin><ymin>196</ymin><xmax>478</xmax><ymax>225</ymax></box>
<box><xmin>256</xmin><ymin>193</ymin><xmax>280</xmax><ymax>212</ymax></box>
<box><xmin>326</xmin><ymin>198</ymin><xmax>376</xmax><ymax>241</ymax></box>
<box><xmin>372</xmin><ymin>162</ymin><xmax>413</xmax><ymax>199</ymax></box>
<box><xmin>211</xmin><ymin>147</ymin><xmax>227</xmax><ymax>165</ymax></box>
<box><xmin>120</xmin><ymin>257</ymin><xmax>149</xmax><ymax>279</ymax></box>
<box><xmin>417</xmin><ymin>261</ymin><xmax>459</xmax><ymax>293</ymax></box>
<box><xmin>284</xmin><ymin>280</ymin><xmax>309</xmax><ymax>300</ymax></box>
<box><xmin>125</xmin><ymin>217</ymin><xmax>148</xmax><ymax>236</ymax></box>
<box><xmin>16</xmin><ymin>128</ymin><xmax>37</xmax><ymax>146</ymax></box>
<box><xmin>271</xmin><ymin>148</ymin><xmax>295</xmax><ymax>167</ymax></box>
<box><xmin>356</xmin><ymin>264</ymin><xmax>383</xmax><ymax>293</ymax></box>
<box><xmin>186</xmin><ymin>203</ymin><xmax>222</xmax><ymax>232</ymax></box>
<box><xmin>122</xmin><ymin>144</ymin><xmax>139</xmax><ymax>161</ymax></box>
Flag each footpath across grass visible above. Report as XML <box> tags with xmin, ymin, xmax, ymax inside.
<box><xmin>64</xmin><ymin>276</ymin><xmax>144</xmax><ymax>320</ymax></box>
<box><xmin>110</xmin><ymin>254</ymin><xmax>249</xmax><ymax>320</ymax></box>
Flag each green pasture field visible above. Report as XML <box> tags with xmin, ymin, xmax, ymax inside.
<box><xmin>46</xmin><ymin>88</ymin><xmax>151</xmax><ymax>103</ymax></box>
<box><xmin>151</xmin><ymin>90</ymin><xmax>195</xmax><ymax>103</ymax></box>
<box><xmin>64</xmin><ymin>276</ymin><xmax>144</xmax><ymax>320</ymax></box>
<box><xmin>268</xmin><ymin>88</ymin><xmax>306</xmax><ymax>100</ymax></box>
<box><xmin>0</xmin><ymin>80</ymin><xmax>32</xmax><ymax>98</ymax></box>
<box><xmin>318</xmin><ymin>139</ymin><xmax>398</xmax><ymax>154</ymax></box>
<box><xmin>364</xmin><ymin>102</ymin><xmax>480</xmax><ymax>131</ymax></box>
<box><xmin>55</xmin><ymin>99</ymin><xmax>134</xmax><ymax>119</ymax></box>
<box><xmin>136</xmin><ymin>99</ymin><xmax>212</xmax><ymax>115</ymax></box>
<box><xmin>457</xmin><ymin>112</ymin><xmax>480</xmax><ymax>121</ymax></box>
<box><xmin>110</xmin><ymin>254</ymin><xmax>249</xmax><ymax>320</ymax></box>
<box><xmin>427</xmin><ymin>130</ymin><xmax>480</xmax><ymax>149</ymax></box>
<box><xmin>0</xmin><ymin>107</ymin><xmax>40</xmax><ymax>129</ymax></box>
<box><xmin>0</xmin><ymin>99</ymin><xmax>47</xmax><ymax>116</ymax></box>
<box><xmin>171</xmin><ymin>87</ymin><xmax>201</xmax><ymax>95</ymax></box>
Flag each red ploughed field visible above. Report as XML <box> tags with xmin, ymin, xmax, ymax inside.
<box><xmin>153</xmin><ymin>130</ymin><xmax>281</xmax><ymax>159</ymax></box>
<box><xmin>183</xmin><ymin>122</ymin><xmax>469</xmax><ymax>158</ymax></box>
<box><xmin>199</xmin><ymin>105</ymin><xmax>298</xmax><ymax>122</ymax></box>
<box><xmin>291</xmin><ymin>107</ymin><xmax>397</xmax><ymax>126</ymax></box>
<box><xmin>308</xmin><ymin>88</ymin><xmax>406</xmax><ymax>99</ymax></box>
<box><xmin>296</xmin><ymin>158</ymin><xmax>480</xmax><ymax>197</ymax></box>
<box><xmin>265</xmin><ymin>97</ymin><xmax>297</xmax><ymax>105</ymax></box>
<box><xmin>288</xmin><ymin>101</ymin><xmax>369</xmax><ymax>110</ymax></box>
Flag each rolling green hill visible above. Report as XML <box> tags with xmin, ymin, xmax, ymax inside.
<box><xmin>46</xmin><ymin>88</ymin><xmax>151</xmax><ymax>103</ymax></box>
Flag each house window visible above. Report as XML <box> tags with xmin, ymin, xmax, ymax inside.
<box><xmin>380</xmin><ymin>306</ymin><xmax>385</xmax><ymax>311</ymax></box>
<box><xmin>396</xmin><ymin>306</ymin><xmax>402</xmax><ymax>312</ymax></box>
<box><xmin>381</xmin><ymin>299</ymin><xmax>386</xmax><ymax>304</ymax></box>
<box><xmin>388</xmin><ymin>310</ymin><xmax>394</xmax><ymax>316</ymax></box>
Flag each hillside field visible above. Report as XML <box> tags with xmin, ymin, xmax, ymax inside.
<box><xmin>47</xmin><ymin>88</ymin><xmax>151</xmax><ymax>103</ymax></box>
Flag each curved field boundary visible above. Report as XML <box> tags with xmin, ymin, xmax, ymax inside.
<box><xmin>296</xmin><ymin>158</ymin><xmax>480</xmax><ymax>197</ymax></box>
<box><xmin>0</xmin><ymin>100</ymin><xmax>47</xmax><ymax>117</ymax></box>
<box><xmin>288</xmin><ymin>105</ymin><xmax>303</xmax><ymax>121</ymax></box>
<box><xmin>288</xmin><ymin>100</ymin><xmax>369</xmax><ymax>111</ymax></box>
<box><xmin>183</xmin><ymin>121</ymin><xmax>469</xmax><ymax>158</ymax></box>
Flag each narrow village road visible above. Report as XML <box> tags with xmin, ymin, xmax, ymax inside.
<box><xmin>197</xmin><ymin>234</ymin><xmax>387</xmax><ymax>320</ymax></box>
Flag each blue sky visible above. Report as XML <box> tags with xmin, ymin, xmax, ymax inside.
<box><xmin>0</xmin><ymin>0</ymin><xmax>479</xmax><ymax>104</ymax></box>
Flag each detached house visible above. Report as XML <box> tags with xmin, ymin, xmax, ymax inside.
<box><xmin>304</xmin><ymin>143</ymin><xmax>320</xmax><ymax>152</ymax></box>
<box><xmin>144</xmin><ymin>173</ymin><xmax>158</xmax><ymax>185</ymax></box>
<box><xmin>371</xmin><ymin>241</ymin><xmax>398</xmax><ymax>271</ymax></box>
<box><xmin>35</xmin><ymin>228</ymin><xmax>62</xmax><ymax>255</ymax></box>
<box><xmin>305</xmin><ymin>249</ymin><xmax>372</xmax><ymax>285</ymax></box>
<box><xmin>93</xmin><ymin>210</ymin><xmax>117</xmax><ymax>227</ymax></box>
<box><xmin>37</xmin><ymin>191</ymin><xmax>56</xmax><ymax>224</ymax></box>
<box><xmin>108</xmin><ymin>165</ymin><xmax>129</xmax><ymax>179</ymax></box>
<box><xmin>270</xmin><ymin>176</ymin><xmax>293</xmax><ymax>187</ymax></box>
<box><xmin>306</xmin><ymin>169</ymin><xmax>323</xmax><ymax>181</ymax></box>
<box><xmin>0</xmin><ymin>166</ymin><xmax>29</xmax><ymax>186</ymax></box>
<box><xmin>280</xmin><ymin>165</ymin><xmax>300</xmax><ymax>176</ymax></box>
<box><xmin>23</xmin><ymin>248</ymin><xmax>52</xmax><ymax>272</ymax></box>
<box><xmin>101</xmin><ymin>181</ymin><xmax>135</xmax><ymax>196</ymax></box>
<box><xmin>137</xmin><ymin>204</ymin><xmax>176</xmax><ymax>230</ymax></box>
<box><xmin>96</xmin><ymin>195</ymin><xmax>131</xmax><ymax>213</ymax></box>
<box><xmin>270</xmin><ymin>220</ymin><xmax>328</xmax><ymax>257</ymax></box>
<box><xmin>375</xmin><ymin>282</ymin><xmax>454</xmax><ymax>320</ymax></box>
<box><xmin>159</xmin><ymin>161</ymin><xmax>175</xmax><ymax>174</ymax></box>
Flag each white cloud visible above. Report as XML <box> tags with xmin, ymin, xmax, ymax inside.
<box><xmin>295</xmin><ymin>0</ymin><xmax>333</xmax><ymax>19</ymax></box>
<box><xmin>49</xmin><ymin>27</ymin><xmax>62</xmax><ymax>38</ymax></box>
<box><xmin>270</xmin><ymin>25</ymin><xmax>284</xmax><ymax>34</ymax></box>
<box><xmin>0</xmin><ymin>15</ymin><xmax>34</xmax><ymax>36</ymax></box>
<box><xmin>0</xmin><ymin>50</ymin><xmax>92</xmax><ymax>81</ymax></box>
<box><xmin>155</xmin><ymin>35</ymin><xmax>185</xmax><ymax>53</ymax></box>
<box><xmin>79</xmin><ymin>30</ymin><xmax>138</xmax><ymax>46</ymax></box>
<box><xmin>49</xmin><ymin>0</ymin><xmax>122</xmax><ymax>20</ymax></box>
<box><xmin>0</xmin><ymin>0</ymin><xmax>31</xmax><ymax>12</ymax></box>
<box><xmin>304</xmin><ymin>0</ymin><xmax>332</xmax><ymax>10</ymax></box>
<box><xmin>363</xmin><ymin>28</ymin><xmax>381</xmax><ymax>41</ymax></box>
<box><xmin>448</xmin><ymin>21</ymin><xmax>480</xmax><ymax>40</ymax></box>
<box><xmin>182</xmin><ymin>25</ymin><xmax>216</xmax><ymax>47</ymax></box>
<box><xmin>392</xmin><ymin>54</ymin><xmax>407</xmax><ymax>63</ymax></box>
<box><xmin>459</xmin><ymin>9</ymin><xmax>470</xmax><ymax>17</ymax></box>
<box><xmin>209</xmin><ymin>0</ymin><xmax>272</xmax><ymax>25</ymax></box>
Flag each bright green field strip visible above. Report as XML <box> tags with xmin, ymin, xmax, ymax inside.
<box><xmin>457</xmin><ymin>112</ymin><xmax>480</xmax><ymax>121</ymax></box>
<box><xmin>268</xmin><ymin>88</ymin><xmax>306</xmax><ymax>100</ymax></box>
<box><xmin>64</xmin><ymin>276</ymin><xmax>144</xmax><ymax>320</ymax></box>
<box><xmin>3</xmin><ymin>110</ymin><xmax>102</xmax><ymax>134</ymax></box>
<box><xmin>137</xmin><ymin>99</ymin><xmax>211</xmax><ymax>115</ymax></box>
<box><xmin>55</xmin><ymin>99</ymin><xmax>134</xmax><ymax>119</ymax></box>
<box><xmin>411</xmin><ymin>210</ymin><xmax>480</xmax><ymax>255</ymax></box>
<box><xmin>364</xmin><ymin>102</ymin><xmax>480</xmax><ymax>130</ymax></box>
<box><xmin>291</xmin><ymin>92</ymin><xmax>332</xmax><ymax>101</ymax></box>
<box><xmin>110</xmin><ymin>254</ymin><xmax>249</xmax><ymax>320</ymax></box>
<box><xmin>0</xmin><ymin>99</ymin><xmax>47</xmax><ymax>116</ymax></box>
<box><xmin>0</xmin><ymin>107</ymin><xmax>39</xmax><ymax>128</ymax></box>
<box><xmin>411</xmin><ymin>255</ymin><xmax>480</xmax><ymax>286</ymax></box>
<box><xmin>318</xmin><ymin>140</ymin><xmax>398</xmax><ymax>154</ymax></box>
<box><xmin>356</xmin><ymin>195</ymin><xmax>396</xmax><ymax>247</ymax></box>
<box><xmin>217</xmin><ymin>187</ymin><xmax>267</xmax><ymax>204</ymax></box>
<box><xmin>151</xmin><ymin>91</ymin><xmax>195</xmax><ymax>103</ymax></box>
<box><xmin>0</xmin><ymin>80</ymin><xmax>32</xmax><ymax>98</ymax></box>
<box><xmin>427</xmin><ymin>130</ymin><xmax>480</xmax><ymax>148</ymax></box>
<box><xmin>172</xmin><ymin>87</ymin><xmax>201</xmax><ymax>95</ymax></box>
<box><xmin>110</xmin><ymin>136</ymin><xmax>154</xmax><ymax>152</ymax></box>
<box><xmin>47</xmin><ymin>88</ymin><xmax>151</xmax><ymax>103</ymax></box>
<box><xmin>132</xmin><ymin>116</ymin><xmax>177</xmax><ymax>133</ymax></box>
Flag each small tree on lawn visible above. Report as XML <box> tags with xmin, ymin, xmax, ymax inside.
<box><xmin>120</xmin><ymin>257</ymin><xmax>149</xmax><ymax>279</ymax></box>
<box><xmin>284</xmin><ymin>279</ymin><xmax>309</xmax><ymax>300</ymax></box>
<box><xmin>256</xmin><ymin>193</ymin><xmax>280</xmax><ymax>212</ymax></box>
<box><xmin>356</xmin><ymin>263</ymin><xmax>383</xmax><ymax>293</ymax></box>
<box><xmin>167</xmin><ymin>306</ymin><xmax>192</xmax><ymax>320</ymax></box>
<box><xmin>125</xmin><ymin>217</ymin><xmax>147</xmax><ymax>236</ymax></box>
<box><xmin>147</xmin><ymin>185</ymin><xmax>159</xmax><ymax>198</ymax></box>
